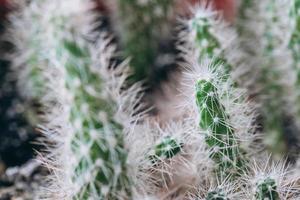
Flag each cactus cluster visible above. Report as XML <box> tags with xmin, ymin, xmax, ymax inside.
<box><xmin>3</xmin><ymin>0</ymin><xmax>300</xmax><ymax>199</ymax></box>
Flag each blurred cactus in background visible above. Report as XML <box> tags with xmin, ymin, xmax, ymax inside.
<box><xmin>2</xmin><ymin>0</ymin><xmax>300</xmax><ymax>199</ymax></box>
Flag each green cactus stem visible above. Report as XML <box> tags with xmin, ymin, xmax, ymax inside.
<box><xmin>289</xmin><ymin>0</ymin><xmax>300</xmax><ymax>116</ymax></box>
<box><xmin>206</xmin><ymin>188</ymin><xmax>230</xmax><ymax>200</ymax></box>
<box><xmin>116</xmin><ymin>0</ymin><xmax>174</xmax><ymax>82</ymax></box>
<box><xmin>62</xmin><ymin>39</ymin><xmax>132</xmax><ymax>200</ymax></box>
<box><xmin>195</xmin><ymin>79</ymin><xmax>243</xmax><ymax>178</ymax></box>
<box><xmin>12</xmin><ymin>1</ymin><xmax>133</xmax><ymax>199</ymax></box>
<box><xmin>255</xmin><ymin>177</ymin><xmax>280</xmax><ymax>200</ymax></box>
<box><xmin>190</xmin><ymin>10</ymin><xmax>231</xmax><ymax>72</ymax></box>
<box><xmin>149</xmin><ymin>136</ymin><xmax>182</xmax><ymax>162</ymax></box>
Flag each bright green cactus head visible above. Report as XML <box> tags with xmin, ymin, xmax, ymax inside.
<box><xmin>206</xmin><ymin>188</ymin><xmax>230</xmax><ymax>200</ymax></box>
<box><xmin>255</xmin><ymin>177</ymin><xmax>279</xmax><ymax>200</ymax></box>
<box><xmin>149</xmin><ymin>136</ymin><xmax>182</xmax><ymax>162</ymax></box>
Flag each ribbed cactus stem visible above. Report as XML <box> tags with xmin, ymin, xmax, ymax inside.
<box><xmin>289</xmin><ymin>0</ymin><xmax>300</xmax><ymax>116</ymax></box>
<box><xmin>255</xmin><ymin>177</ymin><xmax>279</xmax><ymax>200</ymax></box>
<box><xmin>116</xmin><ymin>0</ymin><xmax>173</xmax><ymax>81</ymax></box>
<box><xmin>259</xmin><ymin>0</ymin><xmax>290</xmax><ymax>156</ymax></box>
<box><xmin>290</xmin><ymin>0</ymin><xmax>300</xmax><ymax>61</ymax></box>
<box><xmin>195</xmin><ymin>79</ymin><xmax>243</xmax><ymax>178</ymax></box>
<box><xmin>190</xmin><ymin>9</ymin><xmax>231</xmax><ymax>72</ymax></box>
<box><xmin>11</xmin><ymin>1</ymin><xmax>132</xmax><ymax>199</ymax></box>
<box><xmin>149</xmin><ymin>136</ymin><xmax>182</xmax><ymax>162</ymax></box>
<box><xmin>62</xmin><ymin>40</ymin><xmax>132</xmax><ymax>199</ymax></box>
<box><xmin>206</xmin><ymin>188</ymin><xmax>229</xmax><ymax>200</ymax></box>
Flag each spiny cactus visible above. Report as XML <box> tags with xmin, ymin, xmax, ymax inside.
<box><xmin>206</xmin><ymin>189</ymin><xmax>230</xmax><ymax>200</ymax></box>
<box><xmin>189</xmin><ymin>7</ymin><xmax>232</xmax><ymax>72</ymax></box>
<box><xmin>195</xmin><ymin>79</ymin><xmax>243</xmax><ymax>178</ymax></box>
<box><xmin>289</xmin><ymin>0</ymin><xmax>300</xmax><ymax>118</ymax></box>
<box><xmin>9</xmin><ymin>0</ymin><xmax>134</xmax><ymax>199</ymax></box>
<box><xmin>114</xmin><ymin>0</ymin><xmax>174</xmax><ymax>82</ymax></box>
<box><xmin>236</xmin><ymin>0</ymin><xmax>298</xmax><ymax>158</ymax></box>
<box><xmin>183</xmin><ymin>5</ymin><xmax>248</xmax><ymax>181</ymax></box>
<box><xmin>242</xmin><ymin>160</ymin><xmax>298</xmax><ymax>200</ymax></box>
<box><xmin>255</xmin><ymin>177</ymin><xmax>279</xmax><ymax>200</ymax></box>
<box><xmin>149</xmin><ymin>136</ymin><xmax>182</xmax><ymax>161</ymax></box>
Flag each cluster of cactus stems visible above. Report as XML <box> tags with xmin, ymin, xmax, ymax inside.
<box><xmin>4</xmin><ymin>0</ymin><xmax>300</xmax><ymax>199</ymax></box>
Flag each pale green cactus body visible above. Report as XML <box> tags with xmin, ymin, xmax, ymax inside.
<box><xmin>11</xmin><ymin>1</ymin><xmax>132</xmax><ymax>199</ymax></box>
<box><xmin>195</xmin><ymin>79</ymin><xmax>243</xmax><ymax>178</ymax></box>
<box><xmin>255</xmin><ymin>177</ymin><xmax>279</xmax><ymax>200</ymax></box>
<box><xmin>190</xmin><ymin>11</ymin><xmax>231</xmax><ymax>72</ymax></box>
<box><xmin>289</xmin><ymin>0</ymin><xmax>300</xmax><ymax>116</ymax></box>
<box><xmin>149</xmin><ymin>136</ymin><xmax>182</xmax><ymax>162</ymax></box>
<box><xmin>61</xmin><ymin>39</ymin><xmax>131</xmax><ymax>200</ymax></box>
<box><xmin>237</xmin><ymin>0</ymin><xmax>292</xmax><ymax>157</ymax></box>
<box><xmin>116</xmin><ymin>0</ymin><xmax>174</xmax><ymax>81</ymax></box>
<box><xmin>259</xmin><ymin>0</ymin><xmax>290</xmax><ymax>156</ymax></box>
<box><xmin>189</xmin><ymin>7</ymin><xmax>247</xmax><ymax>197</ymax></box>
<box><xmin>206</xmin><ymin>189</ymin><xmax>229</xmax><ymax>200</ymax></box>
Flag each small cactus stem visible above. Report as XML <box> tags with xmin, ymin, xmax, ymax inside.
<box><xmin>289</xmin><ymin>0</ymin><xmax>300</xmax><ymax>66</ymax></box>
<box><xmin>189</xmin><ymin>6</ymin><xmax>232</xmax><ymax>73</ymax></box>
<box><xmin>237</xmin><ymin>0</ymin><xmax>252</xmax><ymax>20</ymax></box>
<box><xmin>259</xmin><ymin>0</ymin><xmax>294</xmax><ymax>157</ymax></box>
<box><xmin>236</xmin><ymin>0</ymin><xmax>253</xmax><ymax>34</ymax></box>
<box><xmin>236</xmin><ymin>0</ymin><xmax>296</xmax><ymax>157</ymax></box>
<box><xmin>195</xmin><ymin>79</ymin><xmax>244</xmax><ymax>179</ymax></box>
<box><xmin>206</xmin><ymin>189</ymin><xmax>229</xmax><ymax>200</ymax></box>
<box><xmin>115</xmin><ymin>0</ymin><xmax>174</xmax><ymax>82</ymax></box>
<box><xmin>289</xmin><ymin>0</ymin><xmax>300</xmax><ymax>116</ymax></box>
<box><xmin>10</xmin><ymin>0</ymin><xmax>133</xmax><ymax>199</ymax></box>
<box><xmin>189</xmin><ymin>176</ymin><xmax>240</xmax><ymax>200</ymax></box>
<box><xmin>149</xmin><ymin>136</ymin><xmax>183</xmax><ymax>162</ymax></box>
<box><xmin>255</xmin><ymin>177</ymin><xmax>279</xmax><ymax>200</ymax></box>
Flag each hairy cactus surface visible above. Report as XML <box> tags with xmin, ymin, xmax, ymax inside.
<box><xmin>255</xmin><ymin>177</ymin><xmax>279</xmax><ymax>200</ymax></box>
<box><xmin>289</xmin><ymin>0</ymin><xmax>300</xmax><ymax>118</ymax></box>
<box><xmin>195</xmin><ymin>79</ymin><xmax>243</xmax><ymax>178</ymax></box>
<box><xmin>8</xmin><ymin>0</ymin><xmax>133</xmax><ymax>199</ymax></box>
<box><xmin>206</xmin><ymin>189</ymin><xmax>229</xmax><ymax>200</ymax></box>
<box><xmin>236</xmin><ymin>0</ymin><xmax>299</xmax><ymax>158</ymax></box>
<box><xmin>190</xmin><ymin>8</ymin><xmax>231</xmax><ymax>72</ymax></box>
<box><xmin>150</xmin><ymin>136</ymin><xmax>182</xmax><ymax>161</ymax></box>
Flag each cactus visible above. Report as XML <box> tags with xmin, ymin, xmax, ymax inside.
<box><xmin>255</xmin><ymin>177</ymin><xmax>279</xmax><ymax>200</ymax></box>
<box><xmin>289</xmin><ymin>0</ymin><xmax>300</xmax><ymax>118</ymax></box>
<box><xmin>115</xmin><ymin>0</ymin><xmax>174</xmax><ymax>82</ymax></box>
<box><xmin>149</xmin><ymin>136</ymin><xmax>182</xmax><ymax>161</ymax></box>
<box><xmin>195</xmin><ymin>79</ymin><xmax>243</xmax><ymax>177</ymax></box>
<box><xmin>189</xmin><ymin>8</ymin><xmax>231</xmax><ymax>72</ymax></box>
<box><xmin>9</xmin><ymin>0</ymin><xmax>133</xmax><ymax>199</ymax></box>
<box><xmin>185</xmin><ymin>5</ymin><xmax>246</xmax><ymax>180</ymax></box>
<box><xmin>206</xmin><ymin>189</ymin><xmax>229</xmax><ymax>200</ymax></box>
<box><xmin>236</xmin><ymin>0</ymin><xmax>298</xmax><ymax>158</ymax></box>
